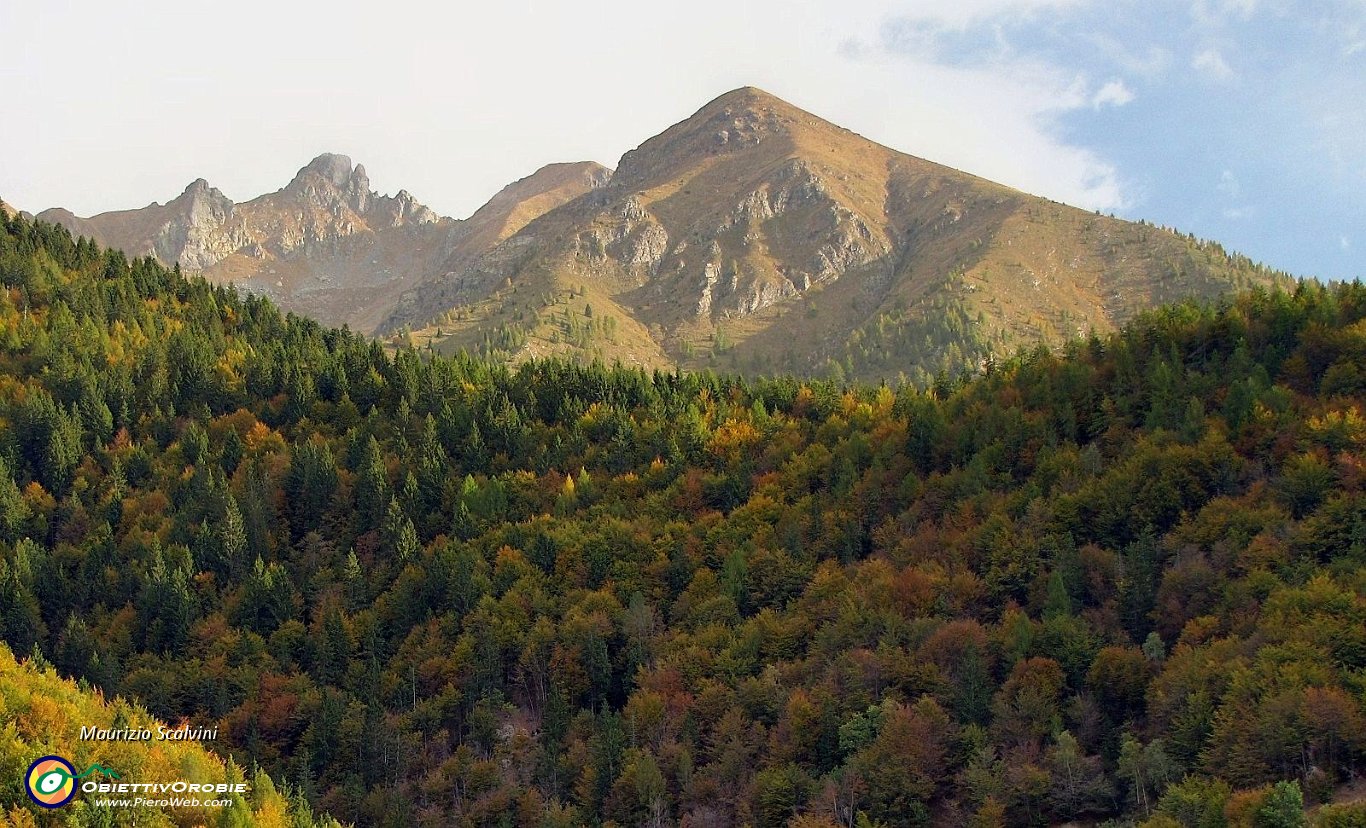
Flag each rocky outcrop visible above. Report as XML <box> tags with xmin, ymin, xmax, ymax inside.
<box><xmin>154</xmin><ymin>180</ymin><xmax>240</xmax><ymax>269</ymax></box>
<box><xmin>622</xmin><ymin>222</ymin><xmax>669</xmax><ymax>274</ymax></box>
<box><xmin>529</xmin><ymin>146</ymin><xmax>888</xmax><ymax>323</ymax></box>
<box><xmin>38</xmin><ymin>153</ymin><xmax>450</xmax><ymax>272</ymax></box>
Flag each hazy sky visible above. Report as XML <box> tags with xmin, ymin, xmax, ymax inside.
<box><xmin>2</xmin><ymin>0</ymin><xmax>1361</xmax><ymax>280</ymax></box>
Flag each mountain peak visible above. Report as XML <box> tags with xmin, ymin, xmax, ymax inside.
<box><xmin>178</xmin><ymin>178</ymin><xmax>215</xmax><ymax>199</ymax></box>
<box><xmin>169</xmin><ymin>178</ymin><xmax>233</xmax><ymax>220</ymax></box>
<box><xmin>706</xmin><ymin>85</ymin><xmax>786</xmax><ymax>108</ymax></box>
<box><xmin>612</xmin><ymin>87</ymin><xmax>813</xmax><ymax>188</ymax></box>
<box><xmin>282</xmin><ymin>153</ymin><xmax>385</xmax><ymax>216</ymax></box>
<box><xmin>692</xmin><ymin>86</ymin><xmax>818</xmax><ymax>124</ymax></box>
<box><xmin>293</xmin><ymin>153</ymin><xmax>356</xmax><ymax>188</ymax></box>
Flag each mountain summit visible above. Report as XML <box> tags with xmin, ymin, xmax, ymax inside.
<box><xmin>610</xmin><ymin>86</ymin><xmax>815</xmax><ymax>187</ymax></box>
<box><xmin>383</xmin><ymin>87</ymin><xmax>1290</xmax><ymax>381</ymax></box>
<box><xmin>292</xmin><ymin>152</ymin><xmax>359</xmax><ymax>188</ymax></box>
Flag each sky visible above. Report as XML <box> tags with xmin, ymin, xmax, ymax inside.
<box><xmin>1</xmin><ymin>0</ymin><xmax>1361</xmax><ymax>280</ymax></box>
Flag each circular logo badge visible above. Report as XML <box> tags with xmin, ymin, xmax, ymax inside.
<box><xmin>25</xmin><ymin>755</ymin><xmax>77</xmax><ymax>808</ymax></box>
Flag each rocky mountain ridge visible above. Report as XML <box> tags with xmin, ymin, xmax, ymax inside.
<box><xmin>33</xmin><ymin>154</ymin><xmax>608</xmax><ymax>332</ymax></box>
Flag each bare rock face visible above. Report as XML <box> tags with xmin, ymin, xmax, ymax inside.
<box><xmin>283</xmin><ymin>154</ymin><xmax>361</xmax><ymax>213</ymax></box>
<box><xmin>524</xmin><ymin>136</ymin><xmax>889</xmax><ymax>325</ymax></box>
<box><xmin>380</xmin><ymin>190</ymin><xmax>441</xmax><ymax>228</ymax></box>
<box><xmin>622</xmin><ymin>222</ymin><xmax>669</xmax><ymax>274</ymax></box>
<box><xmin>156</xmin><ymin>179</ymin><xmax>239</xmax><ymax>270</ymax></box>
<box><xmin>304</xmin><ymin>153</ymin><xmax>355</xmax><ymax>188</ymax></box>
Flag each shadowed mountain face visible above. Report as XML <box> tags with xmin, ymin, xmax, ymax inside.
<box><xmin>34</xmin><ymin>156</ymin><xmax>610</xmax><ymax>333</ymax></box>
<box><xmin>383</xmin><ymin>87</ymin><xmax>1292</xmax><ymax>382</ymax></box>
<box><xmin>31</xmin><ymin>87</ymin><xmax>1290</xmax><ymax>379</ymax></box>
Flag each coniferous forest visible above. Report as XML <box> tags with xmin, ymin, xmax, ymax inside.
<box><xmin>1</xmin><ymin>213</ymin><xmax>1365</xmax><ymax>827</ymax></box>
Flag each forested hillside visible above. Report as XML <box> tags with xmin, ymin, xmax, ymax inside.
<box><xmin>1</xmin><ymin>213</ymin><xmax>1364</xmax><ymax>827</ymax></box>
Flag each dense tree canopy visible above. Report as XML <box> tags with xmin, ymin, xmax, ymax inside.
<box><xmin>1</xmin><ymin>214</ymin><xmax>1364</xmax><ymax>826</ymax></box>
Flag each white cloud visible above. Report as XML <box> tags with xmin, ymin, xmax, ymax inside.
<box><xmin>850</xmin><ymin>20</ymin><xmax>1126</xmax><ymax>210</ymax></box>
<box><xmin>1338</xmin><ymin>13</ymin><xmax>1366</xmax><ymax>54</ymax></box>
<box><xmin>1089</xmin><ymin>37</ymin><xmax>1172</xmax><ymax>79</ymax></box>
<box><xmin>802</xmin><ymin>45</ymin><xmax>1127</xmax><ymax>210</ymax></box>
<box><xmin>881</xmin><ymin>0</ymin><xmax>1086</xmax><ymax>28</ymax></box>
<box><xmin>1308</xmin><ymin>99</ymin><xmax>1366</xmax><ymax>183</ymax></box>
<box><xmin>1192</xmin><ymin>48</ymin><xmax>1236</xmax><ymax>80</ymax></box>
<box><xmin>1218</xmin><ymin>170</ymin><xmax>1241</xmax><ymax>198</ymax></box>
<box><xmin>1344</xmin><ymin>236</ymin><xmax>1353</xmax><ymax>251</ymax></box>
<box><xmin>1219</xmin><ymin>171</ymin><xmax>1251</xmax><ymax>219</ymax></box>
<box><xmin>1192</xmin><ymin>0</ymin><xmax>1259</xmax><ymax>26</ymax></box>
<box><xmin>1092</xmin><ymin>79</ymin><xmax>1135</xmax><ymax>108</ymax></box>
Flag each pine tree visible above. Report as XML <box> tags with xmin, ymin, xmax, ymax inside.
<box><xmin>0</xmin><ymin>560</ymin><xmax>46</xmax><ymax>652</ymax></box>
<box><xmin>415</xmin><ymin>414</ymin><xmax>448</xmax><ymax>518</ymax></box>
<box><xmin>381</xmin><ymin>498</ymin><xmax>419</xmax><ymax>562</ymax></box>
<box><xmin>317</xmin><ymin>608</ymin><xmax>350</xmax><ymax>686</ymax></box>
<box><xmin>342</xmin><ymin>548</ymin><xmax>366</xmax><ymax>611</ymax></box>
<box><xmin>354</xmin><ymin>436</ymin><xmax>389</xmax><ymax>534</ymax></box>
<box><xmin>285</xmin><ymin>440</ymin><xmax>338</xmax><ymax>540</ymax></box>
<box><xmin>19</xmin><ymin>391</ymin><xmax>82</xmax><ymax>494</ymax></box>
<box><xmin>0</xmin><ymin>458</ymin><xmax>30</xmax><ymax>542</ymax></box>
<box><xmin>220</xmin><ymin>493</ymin><xmax>248</xmax><ymax>579</ymax></box>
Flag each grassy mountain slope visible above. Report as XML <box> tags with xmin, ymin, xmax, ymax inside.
<box><xmin>389</xmin><ymin>87</ymin><xmax>1291</xmax><ymax>383</ymax></box>
<box><xmin>449</xmin><ymin>161</ymin><xmax>612</xmax><ymax>270</ymax></box>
